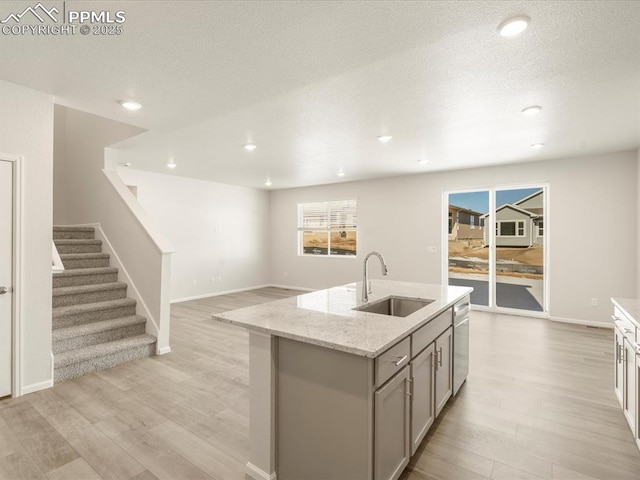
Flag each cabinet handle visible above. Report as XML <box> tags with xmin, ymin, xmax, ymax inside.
<box><xmin>406</xmin><ymin>378</ymin><xmax>413</xmax><ymax>396</ymax></box>
<box><xmin>393</xmin><ymin>355</ymin><xmax>408</xmax><ymax>367</ymax></box>
<box><xmin>431</xmin><ymin>351</ymin><xmax>436</xmax><ymax>369</ymax></box>
<box><xmin>437</xmin><ymin>348</ymin><xmax>443</xmax><ymax>368</ymax></box>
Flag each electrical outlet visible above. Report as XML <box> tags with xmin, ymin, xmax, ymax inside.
<box><xmin>591</xmin><ymin>298</ymin><xmax>598</xmax><ymax>307</ymax></box>
<box><xmin>217</xmin><ymin>276</ymin><xmax>222</xmax><ymax>282</ymax></box>
<box><xmin>192</xmin><ymin>279</ymin><xmax>197</xmax><ymax>286</ymax></box>
<box><xmin>210</xmin><ymin>276</ymin><xmax>216</xmax><ymax>283</ymax></box>
<box><xmin>283</xmin><ymin>271</ymin><xmax>288</xmax><ymax>277</ymax></box>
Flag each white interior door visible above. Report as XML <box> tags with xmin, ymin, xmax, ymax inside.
<box><xmin>0</xmin><ymin>160</ymin><xmax>13</xmax><ymax>397</ymax></box>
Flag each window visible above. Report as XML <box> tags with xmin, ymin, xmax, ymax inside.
<box><xmin>298</xmin><ymin>200</ymin><xmax>357</xmax><ymax>256</ymax></box>
<box><xmin>538</xmin><ymin>220</ymin><xmax>544</xmax><ymax>237</ymax></box>
<box><xmin>497</xmin><ymin>220</ymin><xmax>525</xmax><ymax>237</ymax></box>
<box><xmin>448</xmin><ymin>212</ymin><xmax>453</xmax><ymax>234</ymax></box>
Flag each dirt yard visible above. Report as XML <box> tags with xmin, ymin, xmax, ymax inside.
<box><xmin>448</xmin><ymin>240</ymin><xmax>543</xmax><ymax>279</ymax></box>
<box><xmin>448</xmin><ymin>240</ymin><xmax>543</xmax><ymax>265</ymax></box>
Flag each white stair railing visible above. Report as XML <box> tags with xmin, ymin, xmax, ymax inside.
<box><xmin>52</xmin><ymin>241</ymin><xmax>64</xmax><ymax>272</ymax></box>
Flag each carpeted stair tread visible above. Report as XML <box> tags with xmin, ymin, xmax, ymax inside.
<box><xmin>53</xmin><ymin>226</ymin><xmax>96</xmax><ymax>232</ymax></box>
<box><xmin>54</xmin><ymin>334</ymin><xmax>156</xmax><ymax>368</ymax></box>
<box><xmin>53</xmin><ymin>239</ymin><xmax>102</xmax><ymax>245</ymax></box>
<box><xmin>60</xmin><ymin>253</ymin><xmax>110</xmax><ymax>260</ymax></box>
<box><xmin>53</xmin><ymin>226</ymin><xmax>96</xmax><ymax>240</ymax></box>
<box><xmin>52</xmin><ymin>282</ymin><xmax>127</xmax><ymax>297</ymax></box>
<box><xmin>53</xmin><ymin>298</ymin><xmax>136</xmax><ymax>318</ymax></box>
<box><xmin>53</xmin><ymin>315</ymin><xmax>146</xmax><ymax>340</ymax></box>
<box><xmin>53</xmin><ymin>267</ymin><xmax>118</xmax><ymax>278</ymax></box>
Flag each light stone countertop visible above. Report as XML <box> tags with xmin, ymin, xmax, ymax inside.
<box><xmin>212</xmin><ymin>280</ymin><xmax>472</xmax><ymax>357</ymax></box>
<box><xmin>612</xmin><ymin>297</ymin><xmax>640</xmax><ymax>328</ymax></box>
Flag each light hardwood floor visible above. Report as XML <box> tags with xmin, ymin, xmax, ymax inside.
<box><xmin>1</xmin><ymin>287</ymin><xmax>639</xmax><ymax>480</ymax></box>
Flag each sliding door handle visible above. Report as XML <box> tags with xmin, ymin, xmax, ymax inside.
<box><xmin>0</xmin><ymin>286</ymin><xmax>8</xmax><ymax>295</ymax></box>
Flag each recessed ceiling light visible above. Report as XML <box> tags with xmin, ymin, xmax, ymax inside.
<box><xmin>243</xmin><ymin>143</ymin><xmax>257</xmax><ymax>151</ymax></box>
<box><xmin>377</xmin><ymin>135</ymin><xmax>393</xmax><ymax>143</ymax></box>
<box><xmin>119</xmin><ymin>100</ymin><xmax>142</xmax><ymax>111</ymax></box>
<box><xmin>530</xmin><ymin>143</ymin><xmax>545</xmax><ymax>149</ymax></box>
<box><xmin>417</xmin><ymin>159</ymin><xmax>429</xmax><ymax>165</ymax></box>
<box><xmin>265</xmin><ymin>179</ymin><xmax>272</xmax><ymax>186</ymax></box>
<box><xmin>337</xmin><ymin>171</ymin><xmax>345</xmax><ymax>177</ymax></box>
<box><xmin>167</xmin><ymin>160</ymin><xmax>177</xmax><ymax>169</ymax></box>
<box><xmin>521</xmin><ymin>105</ymin><xmax>542</xmax><ymax>115</ymax></box>
<box><xmin>498</xmin><ymin>15</ymin><xmax>530</xmax><ymax>37</ymax></box>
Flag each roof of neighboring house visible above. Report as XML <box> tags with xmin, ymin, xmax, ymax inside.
<box><xmin>480</xmin><ymin>203</ymin><xmax>539</xmax><ymax>219</ymax></box>
<box><xmin>514</xmin><ymin>189</ymin><xmax>544</xmax><ymax>206</ymax></box>
<box><xmin>448</xmin><ymin>204</ymin><xmax>484</xmax><ymax>216</ymax></box>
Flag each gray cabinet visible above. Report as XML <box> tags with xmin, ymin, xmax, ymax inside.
<box><xmin>410</xmin><ymin>344</ymin><xmax>435</xmax><ymax>455</ymax></box>
<box><xmin>374</xmin><ymin>366</ymin><xmax>410</xmax><ymax>480</ymax></box>
<box><xmin>434</xmin><ymin>327</ymin><xmax>453</xmax><ymax>417</ymax></box>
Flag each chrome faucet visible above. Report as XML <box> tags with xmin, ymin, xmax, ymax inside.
<box><xmin>362</xmin><ymin>251</ymin><xmax>388</xmax><ymax>303</ymax></box>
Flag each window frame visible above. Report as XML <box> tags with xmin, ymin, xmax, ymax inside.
<box><xmin>297</xmin><ymin>200</ymin><xmax>358</xmax><ymax>257</ymax></box>
<box><xmin>496</xmin><ymin>220</ymin><xmax>525</xmax><ymax>237</ymax></box>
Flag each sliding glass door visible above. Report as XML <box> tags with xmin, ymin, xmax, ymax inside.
<box><xmin>447</xmin><ymin>191</ymin><xmax>490</xmax><ymax>307</ymax></box>
<box><xmin>446</xmin><ymin>186</ymin><xmax>547</xmax><ymax>315</ymax></box>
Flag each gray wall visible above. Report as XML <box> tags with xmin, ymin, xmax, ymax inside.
<box><xmin>0</xmin><ymin>81</ymin><xmax>54</xmax><ymax>392</ymax></box>
<box><xmin>269</xmin><ymin>150</ymin><xmax>638</xmax><ymax>325</ymax></box>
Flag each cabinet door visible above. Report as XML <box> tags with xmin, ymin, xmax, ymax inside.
<box><xmin>410</xmin><ymin>344</ymin><xmax>435</xmax><ymax>455</ymax></box>
<box><xmin>615</xmin><ymin>327</ymin><xmax>624</xmax><ymax>407</ymax></box>
<box><xmin>374</xmin><ymin>366</ymin><xmax>410</xmax><ymax>480</ymax></box>
<box><xmin>623</xmin><ymin>338</ymin><xmax>636</xmax><ymax>435</ymax></box>
<box><xmin>434</xmin><ymin>327</ymin><xmax>453</xmax><ymax>418</ymax></box>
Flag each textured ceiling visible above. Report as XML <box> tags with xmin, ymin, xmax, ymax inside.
<box><xmin>1</xmin><ymin>1</ymin><xmax>639</xmax><ymax>189</ymax></box>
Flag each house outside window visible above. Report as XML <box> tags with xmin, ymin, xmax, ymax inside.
<box><xmin>298</xmin><ymin>200</ymin><xmax>357</xmax><ymax>256</ymax></box>
<box><xmin>497</xmin><ymin>220</ymin><xmax>525</xmax><ymax>237</ymax></box>
<box><xmin>538</xmin><ymin>220</ymin><xmax>544</xmax><ymax>237</ymax></box>
<box><xmin>448</xmin><ymin>212</ymin><xmax>453</xmax><ymax>234</ymax></box>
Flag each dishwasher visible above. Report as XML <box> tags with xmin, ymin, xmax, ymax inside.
<box><xmin>453</xmin><ymin>296</ymin><xmax>470</xmax><ymax>395</ymax></box>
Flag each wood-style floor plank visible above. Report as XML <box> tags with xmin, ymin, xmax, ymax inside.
<box><xmin>0</xmin><ymin>288</ymin><xmax>638</xmax><ymax>480</ymax></box>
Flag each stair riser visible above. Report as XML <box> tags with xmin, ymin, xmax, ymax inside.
<box><xmin>54</xmin><ymin>342</ymin><xmax>156</xmax><ymax>382</ymax></box>
<box><xmin>62</xmin><ymin>258</ymin><xmax>110</xmax><ymax>269</ymax></box>
<box><xmin>54</xmin><ymin>305</ymin><xmax>137</xmax><ymax>328</ymax></box>
<box><xmin>53</xmin><ymin>287</ymin><xmax>127</xmax><ymax>308</ymax></box>
<box><xmin>53</xmin><ymin>272</ymin><xmax>118</xmax><ymax>288</ymax></box>
<box><xmin>55</xmin><ymin>244</ymin><xmax>102</xmax><ymax>254</ymax></box>
<box><xmin>53</xmin><ymin>231</ymin><xmax>95</xmax><ymax>240</ymax></box>
<box><xmin>53</xmin><ymin>323</ymin><xmax>146</xmax><ymax>354</ymax></box>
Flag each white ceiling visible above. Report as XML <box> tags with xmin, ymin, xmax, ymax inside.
<box><xmin>1</xmin><ymin>1</ymin><xmax>639</xmax><ymax>190</ymax></box>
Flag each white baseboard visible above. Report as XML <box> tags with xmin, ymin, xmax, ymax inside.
<box><xmin>550</xmin><ymin>316</ymin><xmax>614</xmax><ymax>329</ymax></box>
<box><xmin>172</xmin><ymin>283</ymin><xmax>315</xmax><ymax>304</ymax></box>
<box><xmin>246</xmin><ymin>462</ymin><xmax>276</xmax><ymax>480</ymax></box>
<box><xmin>171</xmin><ymin>284</ymin><xmax>272</xmax><ymax>304</ymax></box>
<box><xmin>268</xmin><ymin>284</ymin><xmax>315</xmax><ymax>292</ymax></box>
<box><xmin>21</xmin><ymin>379</ymin><xmax>53</xmax><ymax>396</ymax></box>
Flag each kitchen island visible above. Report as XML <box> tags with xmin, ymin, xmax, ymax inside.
<box><xmin>213</xmin><ymin>280</ymin><xmax>472</xmax><ymax>480</ymax></box>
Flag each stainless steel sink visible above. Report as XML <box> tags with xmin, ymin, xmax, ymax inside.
<box><xmin>353</xmin><ymin>296</ymin><xmax>434</xmax><ymax>317</ymax></box>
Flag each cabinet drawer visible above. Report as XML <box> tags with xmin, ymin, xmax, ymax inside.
<box><xmin>411</xmin><ymin>308</ymin><xmax>452</xmax><ymax>358</ymax></box>
<box><xmin>375</xmin><ymin>337</ymin><xmax>411</xmax><ymax>388</ymax></box>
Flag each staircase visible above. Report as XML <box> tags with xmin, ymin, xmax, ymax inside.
<box><xmin>52</xmin><ymin>226</ymin><xmax>156</xmax><ymax>383</ymax></box>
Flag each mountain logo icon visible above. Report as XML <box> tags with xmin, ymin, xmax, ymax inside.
<box><xmin>1</xmin><ymin>2</ymin><xmax>59</xmax><ymax>24</ymax></box>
